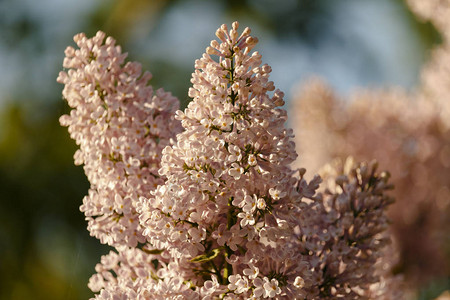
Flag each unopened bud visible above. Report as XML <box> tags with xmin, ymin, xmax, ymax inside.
<box><xmin>335</xmin><ymin>175</ymin><xmax>348</xmax><ymax>186</ymax></box>
<box><xmin>210</xmin><ymin>40</ymin><xmax>220</xmax><ymax>48</ymax></box>
<box><xmin>262</xmin><ymin>64</ymin><xmax>272</xmax><ymax>73</ymax></box>
<box><xmin>230</xmin><ymin>29</ymin><xmax>238</xmax><ymax>41</ymax></box>
<box><xmin>221</xmin><ymin>24</ymin><xmax>228</xmax><ymax>33</ymax></box>
<box><xmin>242</xmin><ymin>27</ymin><xmax>251</xmax><ymax>36</ymax></box>
<box><xmin>206</xmin><ymin>46</ymin><xmax>218</xmax><ymax>55</ymax></box>
<box><xmin>216</xmin><ymin>28</ymin><xmax>226</xmax><ymax>42</ymax></box>
<box><xmin>246</xmin><ymin>36</ymin><xmax>256</xmax><ymax>45</ymax></box>
<box><xmin>299</xmin><ymin>168</ymin><xmax>307</xmax><ymax>177</ymax></box>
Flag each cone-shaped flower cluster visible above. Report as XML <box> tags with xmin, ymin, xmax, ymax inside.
<box><xmin>60</xmin><ymin>23</ymin><xmax>399</xmax><ymax>299</ymax></box>
<box><xmin>58</xmin><ymin>31</ymin><xmax>182</xmax><ymax>249</ymax></box>
<box><xmin>138</xmin><ymin>22</ymin><xmax>309</xmax><ymax>298</ymax></box>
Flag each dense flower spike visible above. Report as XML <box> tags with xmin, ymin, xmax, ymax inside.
<box><xmin>138</xmin><ymin>21</ymin><xmax>311</xmax><ymax>298</ymax></box>
<box><xmin>295</xmin><ymin>159</ymin><xmax>397</xmax><ymax>299</ymax></box>
<box><xmin>58</xmin><ymin>31</ymin><xmax>182</xmax><ymax>248</ymax></box>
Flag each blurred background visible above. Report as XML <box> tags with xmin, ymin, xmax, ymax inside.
<box><xmin>0</xmin><ymin>0</ymin><xmax>446</xmax><ymax>299</ymax></box>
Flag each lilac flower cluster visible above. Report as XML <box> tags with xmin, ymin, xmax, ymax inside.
<box><xmin>57</xmin><ymin>31</ymin><xmax>182</xmax><ymax>249</ymax></box>
<box><xmin>138</xmin><ymin>22</ymin><xmax>311</xmax><ymax>298</ymax></box>
<box><xmin>292</xmin><ymin>0</ymin><xmax>450</xmax><ymax>287</ymax></box>
<box><xmin>60</xmin><ymin>23</ymin><xmax>398</xmax><ymax>299</ymax></box>
<box><xmin>295</xmin><ymin>158</ymin><xmax>396</xmax><ymax>298</ymax></box>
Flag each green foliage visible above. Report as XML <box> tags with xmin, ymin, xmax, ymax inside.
<box><xmin>0</xmin><ymin>102</ymin><xmax>110</xmax><ymax>300</ymax></box>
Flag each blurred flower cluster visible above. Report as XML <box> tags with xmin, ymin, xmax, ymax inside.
<box><xmin>59</xmin><ymin>21</ymin><xmax>408</xmax><ymax>299</ymax></box>
<box><xmin>292</xmin><ymin>0</ymin><xmax>450</xmax><ymax>295</ymax></box>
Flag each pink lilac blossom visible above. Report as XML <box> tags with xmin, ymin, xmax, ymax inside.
<box><xmin>88</xmin><ymin>248</ymin><xmax>198</xmax><ymax>300</ymax></box>
<box><xmin>136</xmin><ymin>22</ymin><xmax>396</xmax><ymax>299</ymax></box>
<box><xmin>57</xmin><ymin>31</ymin><xmax>182</xmax><ymax>249</ymax></box>
<box><xmin>138</xmin><ymin>21</ymin><xmax>305</xmax><ymax>298</ymax></box>
<box><xmin>60</xmin><ymin>24</ymin><xmax>399</xmax><ymax>299</ymax></box>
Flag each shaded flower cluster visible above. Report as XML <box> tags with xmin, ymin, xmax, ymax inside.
<box><xmin>292</xmin><ymin>0</ymin><xmax>450</xmax><ymax>288</ymax></box>
<box><xmin>290</xmin><ymin>158</ymin><xmax>400</xmax><ymax>299</ymax></box>
<box><xmin>292</xmin><ymin>77</ymin><xmax>450</xmax><ymax>288</ymax></box>
<box><xmin>60</xmin><ymin>23</ymin><xmax>400</xmax><ymax>299</ymax></box>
